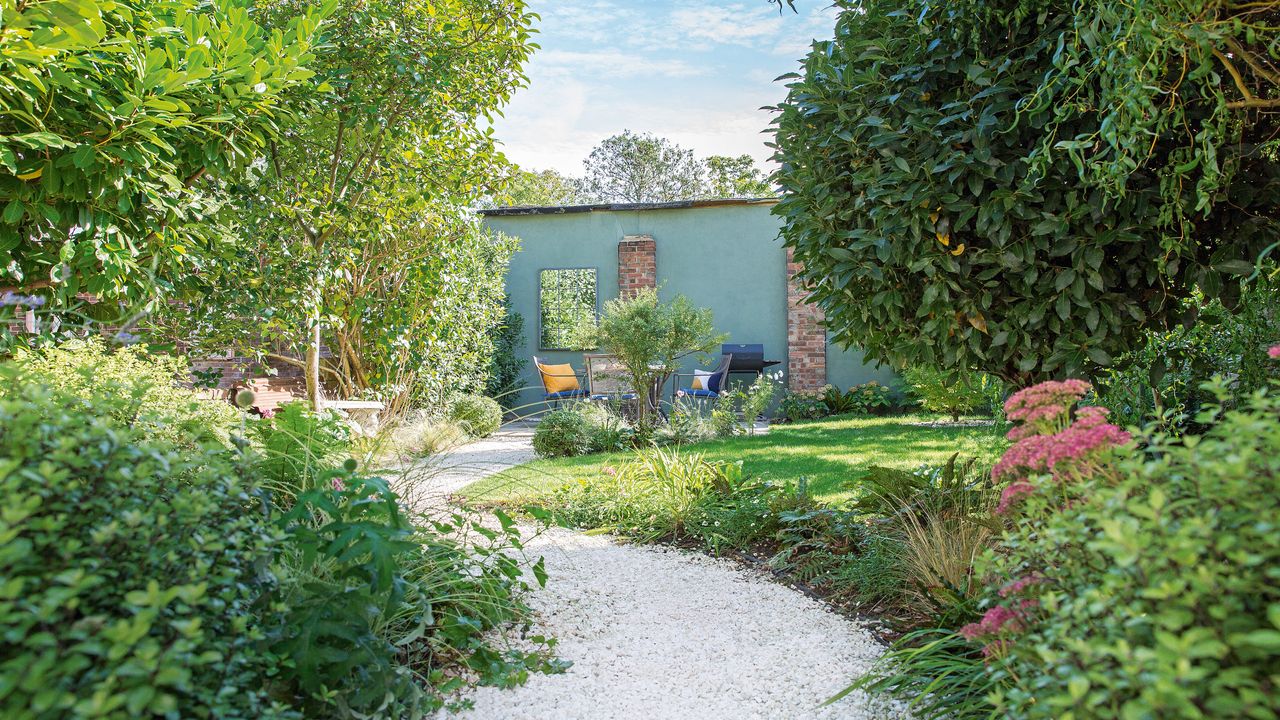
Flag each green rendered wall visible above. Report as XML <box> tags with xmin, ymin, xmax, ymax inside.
<box><xmin>481</xmin><ymin>203</ymin><xmax>894</xmax><ymax>412</ymax></box>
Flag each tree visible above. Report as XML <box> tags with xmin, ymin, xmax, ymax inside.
<box><xmin>703</xmin><ymin>154</ymin><xmax>773</xmax><ymax>198</ymax></box>
<box><xmin>772</xmin><ymin>0</ymin><xmax>1280</xmax><ymax>385</ymax></box>
<box><xmin>172</xmin><ymin>0</ymin><xmax>535</xmax><ymax>408</ymax></box>
<box><xmin>579</xmin><ymin>131</ymin><xmax>706</xmax><ymax>203</ymax></box>
<box><xmin>0</xmin><ymin>0</ymin><xmax>328</xmax><ymax>306</ymax></box>
<box><xmin>586</xmin><ymin>288</ymin><xmax>726</xmax><ymax>425</ymax></box>
<box><xmin>484</xmin><ymin>168</ymin><xmax>582</xmax><ymax>208</ymax></box>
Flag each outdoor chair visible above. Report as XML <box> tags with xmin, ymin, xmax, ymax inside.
<box><xmin>674</xmin><ymin>353</ymin><xmax>732</xmax><ymax>403</ymax></box>
<box><xmin>583</xmin><ymin>353</ymin><xmax>638</xmax><ymax>402</ymax></box>
<box><xmin>533</xmin><ymin>356</ymin><xmax>588</xmax><ymax>407</ymax></box>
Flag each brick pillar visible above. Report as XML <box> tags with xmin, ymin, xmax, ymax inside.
<box><xmin>786</xmin><ymin>248</ymin><xmax>827</xmax><ymax>392</ymax></box>
<box><xmin>618</xmin><ymin>234</ymin><xmax>656</xmax><ymax>298</ymax></box>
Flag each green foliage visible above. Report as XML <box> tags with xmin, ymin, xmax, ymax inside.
<box><xmin>848</xmin><ymin>627</ymin><xmax>994</xmax><ymax>720</ymax></box>
<box><xmin>709</xmin><ymin>375</ymin><xmax>778</xmax><ymax>436</ymax></box>
<box><xmin>902</xmin><ymin>366</ymin><xmax>997</xmax><ymax>421</ymax></box>
<box><xmin>822</xmin><ymin>381</ymin><xmax>894</xmax><ymax>415</ymax></box>
<box><xmin>532</xmin><ymin>403</ymin><xmax>637</xmax><ymax>458</ymax></box>
<box><xmin>980</xmin><ymin>389</ymin><xmax>1280</xmax><ymax>718</ymax></box>
<box><xmin>9</xmin><ymin>337</ymin><xmax>243</xmax><ymax>448</ymax></box>
<box><xmin>1093</xmin><ymin>280</ymin><xmax>1280</xmax><ymax>429</ymax></box>
<box><xmin>778</xmin><ymin>381</ymin><xmax>895</xmax><ymax>422</ymax></box>
<box><xmin>576</xmin><ymin>132</ymin><xmax>775</xmax><ymax>203</ymax></box>
<box><xmin>656</xmin><ymin>398</ymin><xmax>719</xmax><ymax>446</ymax></box>
<box><xmin>267</xmin><ymin>471</ymin><xmax>552</xmax><ymax>716</ymax></box>
<box><xmin>852</xmin><ymin>454</ymin><xmax>993</xmax><ymax>519</ymax></box>
<box><xmin>532</xmin><ymin>407</ymin><xmax>594</xmax><ymax>458</ymax></box>
<box><xmin>777</xmin><ymin>390</ymin><xmax>829</xmax><ymax>422</ymax></box>
<box><xmin>248</xmin><ymin>401</ymin><xmax>352</xmax><ymax>500</ymax></box>
<box><xmin>772</xmin><ymin>0</ymin><xmax>1280</xmax><ymax>384</ymax></box>
<box><xmin>486</xmin><ymin>304</ymin><xmax>526</xmax><ymax>410</ymax></box>
<box><xmin>588</xmin><ymin>287</ymin><xmax>726</xmax><ymax>423</ymax></box>
<box><xmin>578</xmin><ymin>130</ymin><xmax>707</xmax><ymax>203</ymax></box>
<box><xmin>702</xmin><ymin>154</ymin><xmax>773</xmax><ymax>198</ymax></box>
<box><xmin>0</xmin><ymin>372</ymin><xmax>285</xmax><ymax>719</ymax></box>
<box><xmin>0</xmin><ymin>0</ymin><xmax>327</xmax><ymax>303</ymax></box>
<box><xmin>163</xmin><ymin>0</ymin><xmax>534</xmax><ymax>411</ymax></box>
<box><xmin>448</xmin><ymin>393</ymin><xmax>504</xmax><ymax>438</ymax></box>
<box><xmin>485</xmin><ymin>168</ymin><xmax>582</xmax><ymax>208</ymax></box>
<box><xmin>545</xmin><ymin>447</ymin><xmax>743</xmax><ymax>542</ymax></box>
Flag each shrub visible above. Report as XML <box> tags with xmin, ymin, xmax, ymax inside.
<box><xmin>901</xmin><ymin>366</ymin><xmax>997</xmax><ymax>421</ymax></box>
<box><xmin>485</xmin><ymin>304</ymin><xmax>526</xmax><ymax>410</ymax></box>
<box><xmin>777</xmin><ymin>390</ymin><xmax>828</xmax><ymax>422</ymax></box>
<box><xmin>821</xmin><ymin>381</ymin><xmax>894</xmax><ymax>416</ymax></box>
<box><xmin>578</xmin><ymin>402</ymin><xmax>634</xmax><ymax>453</ymax></box>
<box><xmin>0</xmin><ymin>372</ymin><xmax>283</xmax><ymax>719</ymax></box>
<box><xmin>708</xmin><ymin>375</ymin><xmax>778</xmax><ymax>436</ymax></box>
<box><xmin>773</xmin><ymin>0</ymin><xmax>1278</xmax><ymax>384</ymax></box>
<box><xmin>448</xmin><ymin>393</ymin><xmax>504</xmax><ymax>438</ymax></box>
<box><xmin>10</xmin><ymin>337</ymin><xmax>244</xmax><ymax>447</ymax></box>
<box><xmin>979</xmin><ymin>385</ymin><xmax>1280</xmax><ymax>718</ymax></box>
<box><xmin>657</xmin><ymin>398</ymin><xmax>717</xmax><ymax>446</ymax></box>
<box><xmin>546</xmin><ymin>447</ymin><xmax>743</xmax><ymax>542</ymax></box>
<box><xmin>247</xmin><ymin>401</ymin><xmax>352</xmax><ymax>501</ymax></box>
<box><xmin>267</xmin><ymin>472</ymin><xmax>551</xmax><ymax>716</ymax></box>
<box><xmin>532</xmin><ymin>407</ymin><xmax>594</xmax><ymax>458</ymax></box>
<box><xmin>1092</xmin><ymin>280</ymin><xmax>1280</xmax><ymax>430</ymax></box>
<box><xmin>584</xmin><ymin>288</ymin><xmax>725</xmax><ymax>424</ymax></box>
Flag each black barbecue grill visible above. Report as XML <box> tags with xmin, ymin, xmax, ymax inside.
<box><xmin>722</xmin><ymin>344</ymin><xmax>781</xmax><ymax>377</ymax></box>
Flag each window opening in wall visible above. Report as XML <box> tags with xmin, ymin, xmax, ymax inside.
<box><xmin>539</xmin><ymin>267</ymin><xmax>598</xmax><ymax>350</ymax></box>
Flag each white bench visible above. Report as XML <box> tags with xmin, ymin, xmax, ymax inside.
<box><xmin>321</xmin><ymin>399</ymin><xmax>386</xmax><ymax>435</ymax></box>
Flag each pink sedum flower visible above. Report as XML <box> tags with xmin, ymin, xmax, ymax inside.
<box><xmin>959</xmin><ymin>604</ymin><xmax>1027</xmax><ymax>642</ymax></box>
<box><xmin>995</xmin><ymin>481</ymin><xmax>1036</xmax><ymax>514</ymax></box>
<box><xmin>1269</xmin><ymin>345</ymin><xmax>1280</xmax><ymax>359</ymax></box>
<box><xmin>1003</xmin><ymin>379</ymin><xmax>1091</xmax><ymax>422</ymax></box>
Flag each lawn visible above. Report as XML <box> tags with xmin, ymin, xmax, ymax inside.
<box><xmin>462</xmin><ymin>414</ymin><xmax>1008</xmax><ymax>505</ymax></box>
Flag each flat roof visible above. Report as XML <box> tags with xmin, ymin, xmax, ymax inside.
<box><xmin>478</xmin><ymin>196</ymin><xmax>779</xmax><ymax>217</ymax></box>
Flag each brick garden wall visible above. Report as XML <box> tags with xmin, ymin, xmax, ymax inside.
<box><xmin>785</xmin><ymin>248</ymin><xmax>827</xmax><ymax>393</ymax></box>
<box><xmin>618</xmin><ymin>234</ymin><xmax>657</xmax><ymax>298</ymax></box>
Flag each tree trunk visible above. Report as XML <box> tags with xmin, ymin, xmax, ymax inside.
<box><xmin>305</xmin><ymin>318</ymin><xmax>322</xmax><ymax>408</ymax></box>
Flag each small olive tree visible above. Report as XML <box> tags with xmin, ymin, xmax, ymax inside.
<box><xmin>589</xmin><ymin>288</ymin><xmax>725</xmax><ymax>424</ymax></box>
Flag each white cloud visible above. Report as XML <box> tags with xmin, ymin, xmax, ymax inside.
<box><xmin>668</xmin><ymin>3</ymin><xmax>782</xmax><ymax>45</ymax></box>
<box><xmin>535</xmin><ymin>49</ymin><xmax>706</xmax><ymax>79</ymax></box>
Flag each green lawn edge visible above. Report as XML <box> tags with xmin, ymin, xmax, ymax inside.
<box><xmin>460</xmin><ymin>414</ymin><xmax>1009</xmax><ymax>505</ymax></box>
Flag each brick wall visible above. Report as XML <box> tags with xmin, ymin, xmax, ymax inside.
<box><xmin>618</xmin><ymin>234</ymin><xmax>657</xmax><ymax>298</ymax></box>
<box><xmin>786</xmin><ymin>248</ymin><xmax>827</xmax><ymax>392</ymax></box>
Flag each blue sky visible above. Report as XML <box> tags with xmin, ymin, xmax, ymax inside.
<box><xmin>490</xmin><ymin>1</ymin><xmax>838</xmax><ymax>176</ymax></box>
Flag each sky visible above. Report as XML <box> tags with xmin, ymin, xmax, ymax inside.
<box><xmin>489</xmin><ymin>1</ymin><xmax>839</xmax><ymax>176</ymax></box>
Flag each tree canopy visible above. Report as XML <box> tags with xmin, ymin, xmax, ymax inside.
<box><xmin>0</xmin><ymin>0</ymin><xmax>328</xmax><ymax>304</ymax></box>
<box><xmin>166</xmin><ymin>0</ymin><xmax>536</xmax><ymax>408</ymax></box>
<box><xmin>772</xmin><ymin>0</ymin><xmax>1280</xmax><ymax>384</ymax></box>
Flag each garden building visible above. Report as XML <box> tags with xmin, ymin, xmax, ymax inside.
<box><xmin>480</xmin><ymin>198</ymin><xmax>895</xmax><ymax>409</ymax></box>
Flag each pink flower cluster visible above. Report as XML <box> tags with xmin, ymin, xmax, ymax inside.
<box><xmin>959</xmin><ymin>601</ymin><xmax>1035</xmax><ymax>644</ymax></box>
<box><xmin>1269</xmin><ymin>345</ymin><xmax>1280</xmax><ymax>359</ymax></box>
<box><xmin>998</xmin><ymin>574</ymin><xmax>1043</xmax><ymax>598</ymax></box>
<box><xmin>995</xmin><ymin>481</ymin><xmax>1035</xmax><ymax>514</ymax></box>
<box><xmin>1003</xmin><ymin>379</ymin><xmax>1090</xmax><ymax>423</ymax></box>
<box><xmin>993</xmin><ymin>389</ymin><xmax>1131</xmax><ymax>487</ymax></box>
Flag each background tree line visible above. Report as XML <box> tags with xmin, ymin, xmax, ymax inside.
<box><xmin>488</xmin><ymin>129</ymin><xmax>776</xmax><ymax>207</ymax></box>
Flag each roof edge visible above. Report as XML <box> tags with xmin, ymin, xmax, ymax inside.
<box><xmin>477</xmin><ymin>196</ymin><xmax>780</xmax><ymax>217</ymax></box>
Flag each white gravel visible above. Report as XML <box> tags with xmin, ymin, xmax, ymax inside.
<box><xmin>418</xmin><ymin>427</ymin><xmax>896</xmax><ymax>720</ymax></box>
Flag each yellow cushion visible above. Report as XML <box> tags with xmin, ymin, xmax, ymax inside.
<box><xmin>540</xmin><ymin>363</ymin><xmax>580</xmax><ymax>394</ymax></box>
<box><xmin>691</xmin><ymin>369</ymin><xmax>712</xmax><ymax>390</ymax></box>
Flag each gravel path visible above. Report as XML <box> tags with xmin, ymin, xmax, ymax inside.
<box><xmin>420</xmin><ymin>428</ymin><xmax>895</xmax><ymax>720</ymax></box>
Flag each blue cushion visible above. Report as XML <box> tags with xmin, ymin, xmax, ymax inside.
<box><xmin>592</xmin><ymin>393</ymin><xmax>637</xmax><ymax>400</ymax></box>
<box><xmin>545</xmin><ymin>389</ymin><xmax>587</xmax><ymax>400</ymax></box>
<box><xmin>681</xmin><ymin>388</ymin><xmax>719</xmax><ymax>398</ymax></box>
<box><xmin>708</xmin><ymin>371</ymin><xmax>724</xmax><ymax>394</ymax></box>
